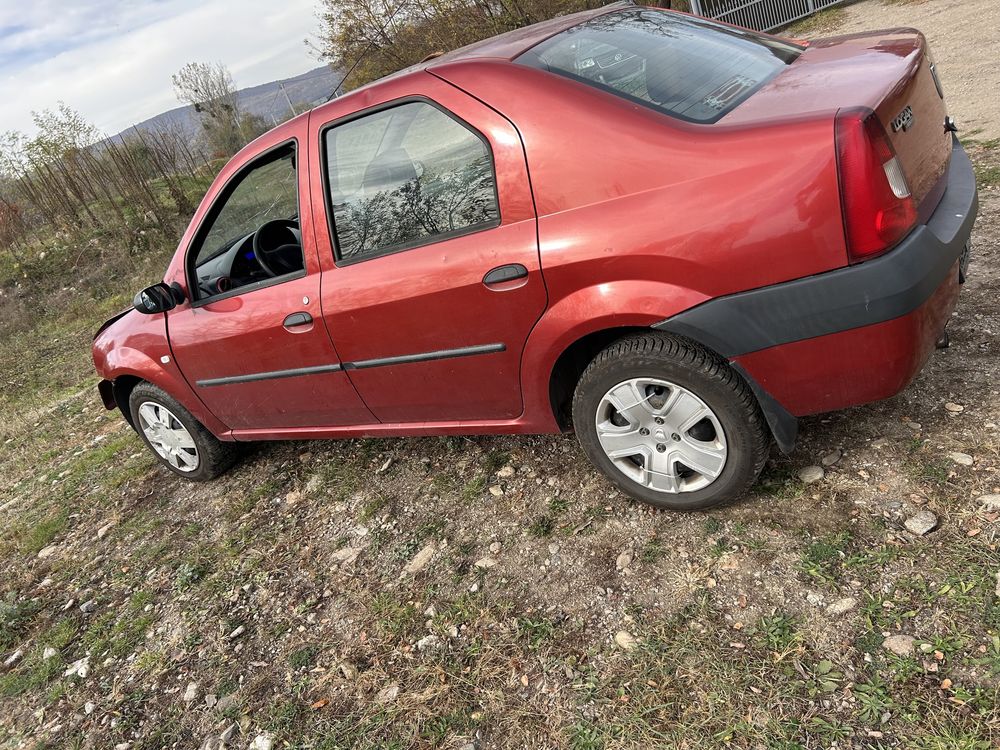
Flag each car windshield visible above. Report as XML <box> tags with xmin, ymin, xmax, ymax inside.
<box><xmin>516</xmin><ymin>8</ymin><xmax>802</xmax><ymax>124</ymax></box>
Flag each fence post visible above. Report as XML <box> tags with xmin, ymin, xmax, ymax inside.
<box><xmin>688</xmin><ymin>0</ymin><xmax>703</xmax><ymax>16</ymax></box>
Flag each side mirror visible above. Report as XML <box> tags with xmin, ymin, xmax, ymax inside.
<box><xmin>133</xmin><ymin>283</ymin><xmax>183</xmax><ymax>314</ymax></box>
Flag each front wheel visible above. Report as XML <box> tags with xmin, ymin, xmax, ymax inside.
<box><xmin>128</xmin><ymin>382</ymin><xmax>239</xmax><ymax>481</ymax></box>
<box><xmin>572</xmin><ymin>333</ymin><xmax>770</xmax><ymax>510</ymax></box>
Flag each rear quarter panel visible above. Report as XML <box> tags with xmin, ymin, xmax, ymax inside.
<box><xmin>432</xmin><ymin>61</ymin><xmax>848</xmax><ymax>423</ymax></box>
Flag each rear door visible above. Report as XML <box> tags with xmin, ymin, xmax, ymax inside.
<box><xmin>310</xmin><ymin>74</ymin><xmax>545</xmax><ymax>423</ymax></box>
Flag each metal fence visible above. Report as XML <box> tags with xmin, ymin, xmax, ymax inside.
<box><xmin>688</xmin><ymin>0</ymin><xmax>848</xmax><ymax>33</ymax></box>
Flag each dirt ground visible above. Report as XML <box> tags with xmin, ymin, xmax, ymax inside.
<box><xmin>2</xmin><ymin>1</ymin><xmax>1000</xmax><ymax>748</ymax></box>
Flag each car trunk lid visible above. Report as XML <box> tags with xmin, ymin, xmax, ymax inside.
<box><xmin>722</xmin><ymin>28</ymin><xmax>952</xmax><ymax>213</ymax></box>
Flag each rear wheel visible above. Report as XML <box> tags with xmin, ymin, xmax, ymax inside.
<box><xmin>572</xmin><ymin>333</ymin><xmax>769</xmax><ymax>510</ymax></box>
<box><xmin>128</xmin><ymin>382</ymin><xmax>239</xmax><ymax>481</ymax></box>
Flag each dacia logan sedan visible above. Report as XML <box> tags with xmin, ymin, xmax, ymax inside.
<box><xmin>93</xmin><ymin>4</ymin><xmax>978</xmax><ymax>510</ymax></box>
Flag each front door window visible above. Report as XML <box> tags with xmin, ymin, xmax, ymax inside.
<box><xmin>189</xmin><ymin>144</ymin><xmax>303</xmax><ymax>299</ymax></box>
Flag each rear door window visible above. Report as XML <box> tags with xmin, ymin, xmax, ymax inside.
<box><xmin>517</xmin><ymin>8</ymin><xmax>802</xmax><ymax>124</ymax></box>
<box><xmin>323</xmin><ymin>101</ymin><xmax>500</xmax><ymax>262</ymax></box>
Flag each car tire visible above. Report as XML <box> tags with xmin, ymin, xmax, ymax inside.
<box><xmin>572</xmin><ymin>333</ymin><xmax>769</xmax><ymax>510</ymax></box>
<box><xmin>128</xmin><ymin>382</ymin><xmax>239</xmax><ymax>481</ymax></box>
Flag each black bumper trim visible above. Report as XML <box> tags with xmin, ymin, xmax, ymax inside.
<box><xmin>654</xmin><ymin>135</ymin><xmax>978</xmax><ymax>359</ymax></box>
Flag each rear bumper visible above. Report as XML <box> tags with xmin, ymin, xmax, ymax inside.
<box><xmin>656</xmin><ymin>134</ymin><xmax>977</xmax><ymax>447</ymax></box>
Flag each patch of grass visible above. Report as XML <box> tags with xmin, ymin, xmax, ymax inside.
<box><xmin>528</xmin><ymin>514</ymin><xmax>555</xmax><ymax>537</ymax></box>
<box><xmin>517</xmin><ymin>616</ymin><xmax>557</xmax><ymax>649</ymax></box>
<box><xmin>0</xmin><ymin>594</ymin><xmax>41</xmax><ymax>651</ymax></box>
<box><xmin>974</xmin><ymin>163</ymin><xmax>1000</xmax><ymax>188</ymax></box>
<box><xmin>799</xmin><ymin>532</ymin><xmax>852</xmax><ymax>584</ymax></box>
<box><xmin>758</xmin><ymin>613</ymin><xmax>801</xmax><ymax>653</ymax></box>
<box><xmin>288</xmin><ymin>644</ymin><xmax>319</xmax><ymax>670</ymax></box>
<box><xmin>639</xmin><ymin>536</ymin><xmax>666</xmax><ymax>564</ymax></box>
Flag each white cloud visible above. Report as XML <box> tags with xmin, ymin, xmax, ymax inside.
<box><xmin>0</xmin><ymin>0</ymin><xmax>324</xmax><ymax>136</ymax></box>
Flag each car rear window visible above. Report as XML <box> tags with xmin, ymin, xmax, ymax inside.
<box><xmin>516</xmin><ymin>8</ymin><xmax>802</xmax><ymax>124</ymax></box>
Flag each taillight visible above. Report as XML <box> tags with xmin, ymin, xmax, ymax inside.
<box><xmin>835</xmin><ymin>107</ymin><xmax>917</xmax><ymax>263</ymax></box>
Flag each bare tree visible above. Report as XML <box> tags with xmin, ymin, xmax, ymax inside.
<box><xmin>172</xmin><ymin>62</ymin><xmax>247</xmax><ymax>157</ymax></box>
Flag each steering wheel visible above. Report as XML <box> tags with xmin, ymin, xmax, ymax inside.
<box><xmin>253</xmin><ymin>219</ymin><xmax>302</xmax><ymax>278</ymax></box>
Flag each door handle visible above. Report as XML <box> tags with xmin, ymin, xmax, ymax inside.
<box><xmin>283</xmin><ymin>312</ymin><xmax>313</xmax><ymax>328</ymax></box>
<box><xmin>483</xmin><ymin>264</ymin><xmax>529</xmax><ymax>288</ymax></box>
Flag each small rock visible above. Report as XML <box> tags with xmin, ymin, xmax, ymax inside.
<box><xmin>204</xmin><ymin>693</ymin><xmax>217</xmax><ymax>708</ymax></box>
<box><xmin>904</xmin><ymin>510</ymin><xmax>938</xmax><ymax>536</ymax></box>
<box><xmin>84</xmin><ymin>702</ymin><xmax>96</xmax><ymax>715</ymax></box>
<box><xmin>825</xmin><ymin>597</ymin><xmax>858</xmax><ymax>617</ymax></box>
<box><xmin>404</xmin><ymin>543</ymin><xmax>436</xmax><ymax>575</ymax></box>
<box><xmin>97</xmin><ymin>522</ymin><xmax>114</xmax><ymax>539</ymax></box>
<box><xmin>339</xmin><ymin>662</ymin><xmax>358</xmax><ymax>680</ymax></box>
<box><xmin>4</xmin><ymin>649</ymin><xmax>23</xmax><ymax>668</ymax></box>
<box><xmin>820</xmin><ymin>449</ymin><xmax>843</xmax><ymax>467</ymax></box>
<box><xmin>64</xmin><ymin>656</ymin><xmax>90</xmax><ymax>678</ymax></box>
<box><xmin>806</xmin><ymin>591</ymin><xmax>824</xmax><ymax>607</ymax></box>
<box><xmin>416</xmin><ymin>634</ymin><xmax>441</xmax><ymax>651</ymax></box>
<box><xmin>249</xmin><ymin>735</ymin><xmax>273</xmax><ymax>750</ymax></box>
<box><xmin>947</xmin><ymin>452</ymin><xmax>973</xmax><ymax>466</ymax></box>
<box><xmin>227</xmin><ymin>625</ymin><xmax>246</xmax><ymax>640</ymax></box>
<box><xmin>42</xmin><ymin>646</ymin><xmax>58</xmax><ymax>660</ymax></box>
<box><xmin>377</xmin><ymin>457</ymin><xmax>394</xmax><ymax>474</ymax></box>
<box><xmin>944</xmin><ymin>402</ymin><xmax>964</xmax><ymax>413</ymax></box>
<box><xmin>978</xmin><ymin>494</ymin><xmax>1000</xmax><ymax>511</ymax></box>
<box><xmin>615</xmin><ymin>549</ymin><xmax>634</xmax><ymax>571</ymax></box>
<box><xmin>468</xmin><ymin>582</ymin><xmax>480</xmax><ymax>593</ymax></box>
<box><xmin>376</xmin><ymin>684</ymin><xmax>400</xmax><ymax>703</ymax></box>
<box><xmin>215</xmin><ymin>694</ymin><xmax>237</xmax><ymax>713</ymax></box>
<box><xmin>79</xmin><ymin>599</ymin><xmax>97</xmax><ymax>614</ymax></box>
<box><xmin>882</xmin><ymin>634</ymin><xmax>917</xmax><ymax>656</ymax></box>
<box><xmin>906</xmin><ymin>421</ymin><xmax>921</xmax><ymax>431</ymax></box>
<box><xmin>183</xmin><ymin>681</ymin><xmax>199</xmax><ymax>703</ymax></box>
<box><xmin>62</xmin><ymin>599</ymin><xmax>75</xmax><ymax>611</ymax></box>
<box><xmin>496</xmin><ymin>465</ymin><xmax>516</xmax><ymax>478</ymax></box>
<box><xmin>995</xmin><ymin>571</ymin><xmax>1000</xmax><ymax>599</ymax></box>
<box><xmin>488</xmin><ymin>485</ymin><xmax>503</xmax><ymax>497</ymax></box>
<box><xmin>798</xmin><ymin>465</ymin><xmax>825</xmax><ymax>484</ymax></box>
<box><xmin>220</xmin><ymin>724</ymin><xmax>237</xmax><ymax>743</ymax></box>
<box><xmin>614</xmin><ymin>631</ymin><xmax>639</xmax><ymax>651</ymax></box>
<box><xmin>488</xmin><ymin>542</ymin><xmax>502</xmax><ymax>554</ymax></box>
<box><xmin>36</xmin><ymin>544</ymin><xmax>59</xmax><ymax>559</ymax></box>
<box><xmin>548</xmin><ymin>543</ymin><xmax>560</xmax><ymax>555</ymax></box>
<box><xmin>473</xmin><ymin>556</ymin><xmax>497</xmax><ymax>569</ymax></box>
<box><xmin>331</xmin><ymin>546</ymin><xmax>363</xmax><ymax>565</ymax></box>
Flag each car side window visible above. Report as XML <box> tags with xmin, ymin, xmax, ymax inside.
<box><xmin>324</xmin><ymin>101</ymin><xmax>500</xmax><ymax>262</ymax></box>
<box><xmin>188</xmin><ymin>144</ymin><xmax>303</xmax><ymax>300</ymax></box>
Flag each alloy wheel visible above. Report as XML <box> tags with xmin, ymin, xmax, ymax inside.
<box><xmin>137</xmin><ymin>401</ymin><xmax>199</xmax><ymax>472</ymax></box>
<box><xmin>595</xmin><ymin>377</ymin><xmax>727</xmax><ymax>493</ymax></box>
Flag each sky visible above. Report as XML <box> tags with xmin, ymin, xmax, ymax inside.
<box><xmin>0</xmin><ymin>0</ymin><xmax>324</xmax><ymax>137</ymax></box>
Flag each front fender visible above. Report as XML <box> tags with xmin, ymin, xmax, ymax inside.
<box><xmin>93</xmin><ymin>312</ymin><xmax>230</xmax><ymax>437</ymax></box>
<box><xmin>519</xmin><ymin>280</ymin><xmax>709</xmax><ymax>428</ymax></box>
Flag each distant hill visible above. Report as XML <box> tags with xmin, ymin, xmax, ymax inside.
<box><xmin>117</xmin><ymin>65</ymin><xmax>342</xmax><ymax>142</ymax></box>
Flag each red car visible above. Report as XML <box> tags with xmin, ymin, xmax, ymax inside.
<box><xmin>93</xmin><ymin>4</ymin><xmax>977</xmax><ymax>510</ymax></box>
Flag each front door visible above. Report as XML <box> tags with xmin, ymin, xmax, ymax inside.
<box><xmin>311</xmin><ymin>78</ymin><xmax>546</xmax><ymax>423</ymax></box>
<box><xmin>167</xmin><ymin>137</ymin><xmax>374</xmax><ymax>431</ymax></box>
